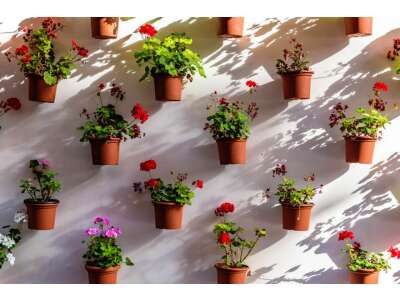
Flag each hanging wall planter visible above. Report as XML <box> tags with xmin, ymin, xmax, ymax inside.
<box><xmin>216</xmin><ymin>139</ymin><xmax>247</xmax><ymax>165</ymax></box>
<box><xmin>89</xmin><ymin>138</ymin><xmax>121</xmax><ymax>165</ymax></box>
<box><xmin>215</xmin><ymin>263</ymin><xmax>249</xmax><ymax>284</ymax></box>
<box><xmin>218</xmin><ymin>17</ymin><xmax>244</xmax><ymax>38</ymax></box>
<box><xmin>348</xmin><ymin>269</ymin><xmax>379</xmax><ymax>284</ymax></box>
<box><xmin>344</xmin><ymin>17</ymin><xmax>373</xmax><ymax>37</ymax></box>
<box><xmin>24</xmin><ymin>199</ymin><xmax>59</xmax><ymax>230</ymax></box>
<box><xmin>28</xmin><ymin>75</ymin><xmax>57</xmax><ymax>103</ymax></box>
<box><xmin>281</xmin><ymin>203</ymin><xmax>314</xmax><ymax>231</ymax></box>
<box><xmin>153</xmin><ymin>201</ymin><xmax>184</xmax><ymax>229</ymax></box>
<box><xmin>134</xmin><ymin>24</ymin><xmax>205</xmax><ymax>102</ymax></box>
<box><xmin>91</xmin><ymin>17</ymin><xmax>119</xmax><ymax>39</ymax></box>
<box><xmin>280</xmin><ymin>71</ymin><xmax>313</xmax><ymax>100</ymax></box>
<box><xmin>345</xmin><ymin>137</ymin><xmax>376</xmax><ymax>164</ymax></box>
<box><xmin>85</xmin><ymin>265</ymin><xmax>120</xmax><ymax>284</ymax></box>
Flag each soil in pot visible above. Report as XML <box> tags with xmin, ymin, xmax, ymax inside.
<box><xmin>152</xmin><ymin>201</ymin><xmax>184</xmax><ymax>229</ymax></box>
<box><xmin>215</xmin><ymin>262</ymin><xmax>249</xmax><ymax>284</ymax></box>
<box><xmin>89</xmin><ymin>137</ymin><xmax>121</xmax><ymax>165</ymax></box>
<box><xmin>281</xmin><ymin>203</ymin><xmax>314</xmax><ymax>231</ymax></box>
<box><xmin>24</xmin><ymin>199</ymin><xmax>59</xmax><ymax>230</ymax></box>
<box><xmin>153</xmin><ymin>74</ymin><xmax>183</xmax><ymax>101</ymax></box>
<box><xmin>280</xmin><ymin>71</ymin><xmax>313</xmax><ymax>100</ymax></box>
<box><xmin>85</xmin><ymin>264</ymin><xmax>121</xmax><ymax>284</ymax></box>
<box><xmin>345</xmin><ymin>137</ymin><xmax>376</xmax><ymax>164</ymax></box>
<box><xmin>344</xmin><ymin>17</ymin><xmax>373</xmax><ymax>37</ymax></box>
<box><xmin>348</xmin><ymin>269</ymin><xmax>379</xmax><ymax>284</ymax></box>
<box><xmin>28</xmin><ymin>75</ymin><xmax>57</xmax><ymax>103</ymax></box>
<box><xmin>218</xmin><ymin>17</ymin><xmax>244</xmax><ymax>38</ymax></box>
<box><xmin>91</xmin><ymin>17</ymin><xmax>119</xmax><ymax>39</ymax></box>
<box><xmin>216</xmin><ymin>139</ymin><xmax>247</xmax><ymax>165</ymax></box>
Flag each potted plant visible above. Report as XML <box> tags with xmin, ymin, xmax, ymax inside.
<box><xmin>78</xmin><ymin>83</ymin><xmax>149</xmax><ymax>165</ymax></box>
<box><xmin>0</xmin><ymin>211</ymin><xmax>26</xmax><ymax>269</ymax></box>
<box><xmin>0</xmin><ymin>97</ymin><xmax>21</xmax><ymax>131</ymax></box>
<box><xmin>329</xmin><ymin>82</ymin><xmax>390</xmax><ymax>164</ymax></box>
<box><xmin>276</xmin><ymin>38</ymin><xmax>313</xmax><ymax>100</ymax></box>
<box><xmin>5</xmin><ymin>18</ymin><xmax>89</xmax><ymax>103</ymax></box>
<box><xmin>338</xmin><ymin>230</ymin><xmax>400</xmax><ymax>284</ymax></box>
<box><xmin>83</xmin><ymin>216</ymin><xmax>133</xmax><ymax>284</ymax></box>
<box><xmin>134</xmin><ymin>23</ymin><xmax>206</xmax><ymax>101</ymax></box>
<box><xmin>344</xmin><ymin>18</ymin><xmax>373</xmax><ymax>37</ymax></box>
<box><xmin>19</xmin><ymin>159</ymin><xmax>61</xmax><ymax>230</ymax></box>
<box><xmin>204</xmin><ymin>81</ymin><xmax>258</xmax><ymax>165</ymax></box>
<box><xmin>91</xmin><ymin>17</ymin><xmax>119</xmax><ymax>39</ymax></box>
<box><xmin>213</xmin><ymin>202</ymin><xmax>267</xmax><ymax>284</ymax></box>
<box><xmin>265</xmin><ymin>164</ymin><xmax>323</xmax><ymax>231</ymax></box>
<box><xmin>135</xmin><ymin>159</ymin><xmax>203</xmax><ymax>229</ymax></box>
<box><xmin>218</xmin><ymin>17</ymin><xmax>244</xmax><ymax>38</ymax></box>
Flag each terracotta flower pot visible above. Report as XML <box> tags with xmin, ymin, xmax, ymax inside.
<box><xmin>345</xmin><ymin>137</ymin><xmax>376</xmax><ymax>164</ymax></box>
<box><xmin>153</xmin><ymin>74</ymin><xmax>183</xmax><ymax>101</ymax></box>
<box><xmin>215</xmin><ymin>263</ymin><xmax>249</xmax><ymax>284</ymax></box>
<box><xmin>280</xmin><ymin>71</ymin><xmax>313</xmax><ymax>100</ymax></box>
<box><xmin>349</xmin><ymin>269</ymin><xmax>379</xmax><ymax>284</ymax></box>
<box><xmin>24</xmin><ymin>199</ymin><xmax>59</xmax><ymax>230</ymax></box>
<box><xmin>85</xmin><ymin>264</ymin><xmax>121</xmax><ymax>284</ymax></box>
<box><xmin>89</xmin><ymin>137</ymin><xmax>121</xmax><ymax>165</ymax></box>
<box><xmin>344</xmin><ymin>17</ymin><xmax>373</xmax><ymax>37</ymax></box>
<box><xmin>28</xmin><ymin>74</ymin><xmax>57</xmax><ymax>103</ymax></box>
<box><xmin>91</xmin><ymin>17</ymin><xmax>119</xmax><ymax>39</ymax></box>
<box><xmin>216</xmin><ymin>139</ymin><xmax>247</xmax><ymax>165</ymax></box>
<box><xmin>218</xmin><ymin>17</ymin><xmax>244</xmax><ymax>38</ymax></box>
<box><xmin>152</xmin><ymin>201</ymin><xmax>184</xmax><ymax>229</ymax></box>
<box><xmin>281</xmin><ymin>203</ymin><xmax>314</xmax><ymax>231</ymax></box>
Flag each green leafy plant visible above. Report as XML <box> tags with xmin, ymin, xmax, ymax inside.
<box><xmin>20</xmin><ymin>159</ymin><xmax>61</xmax><ymax>203</ymax></box>
<box><xmin>204</xmin><ymin>82</ymin><xmax>259</xmax><ymax>140</ymax></box>
<box><xmin>214</xmin><ymin>202</ymin><xmax>267</xmax><ymax>268</ymax></box>
<box><xmin>134</xmin><ymin>23</ymin><xmax>205</xmax><ymax>82</ymax></box>
<box><xmin>5</xmin><ymin>18</ymin><xmax>89</xmax><ymax>86</ymax></box>
<box><xmin>83</xmin><ymin>216</ymin><xmax>133</xmax><ymax>269</ymax></box>
<box><xmin>276</xmin><ymin>38</ymin><xmax>310</xmax><ymax>74</ymax></box>
<box><xmin>78</xmin><ymin>83</ymin><xmax>149</xmax><ymax>142</ymax></box>
<box><xmin>135</xmin><ymin>159</ymin><xmax>203</xmax><ymax>205</ymax></box>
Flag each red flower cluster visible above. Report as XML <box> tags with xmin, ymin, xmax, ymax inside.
<box><xmin>41</xmin><ymin>17</ymin><xmax>62</xmax><ymax>39</ymax></box>
<box><xmin>388</xmin><ymin>246</ymin><xmax>400</xmax><ymax>258</ymax></box>
<box><xmin>71</xmin><ymin>39</ymin><xmax>89</xmax><ymax>58</ymax></box>
<box><xmin>329</xmin><ymin>102</ymin><xmax>348</xmax><ymax>128</ymax></box>
<box><xmin>140</xmin><ymin>159</ymin><xmax>157</xmax><ymax>172</ymax></box>
<box><xmin>145</xmin><ymin>178</ymin><xmax>159</xmax><ymax>189</ymax></box>
<box><xmin>338</xmin><ymin>230</ymin><xmax>354</xmax><ymax>241</ymax></box>
<box><xmin>132</xmin><ymin>103</ymin><xmax>149</xmax><ymax>124</ymax></box>
<box><xmin>138</xmin><ymin>23</ymin><xmax>158</xmax><ymax>37</ymax></box>
<box><xmin>246</xmin><ymin>80</ymin><xmax>257</xmax><ymax>88</ymax></box>
<box><xmin>215</xmin><ymin>202</ymin><xmax>235</xmax><ymax>216</ymax></box>
<box><xmin>15</xmin><ymin>45</ymin><xmax>29</xmax><ymax>56</ymax></box>
<box><xmin>192</xmin><ymin>179</ymin><xmax>203</xmax><ymax>189</ymax></box>
<box><xmin>373</xmin><ymin>82</ymin><xmax>389</xmax><ymax>92</ymax></box>
<box><xmin>218</xmin><ymin>232</ymin><xmax>231</xmax><ymax>245</ymax></box>
<box><xmin>272</xmin><ymin>164</ymin><xmax>287</xmax><ymax>177</ymax></box>
<box><xmin>387</xmin><ymin>38</ymin><xmax>400</xmax><ymax>61</ymax></box>
<box><xmin>5</xmin><ymin>98</ymin><xmax>22</xmax><ymax>110</ymax></box>
<box><xmin>98</xmin><ymin>83</ymin><xmax>105</xmax><ymax>90</ymax></box>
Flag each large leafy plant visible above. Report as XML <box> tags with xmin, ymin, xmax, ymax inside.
<box><xmin>329</xmin><ymin>82</ymin><xmax>390</xmax><ymax>139</ymax></box>
<box><xmin>83</xmin><ymin>216</ymin><xmax>133</xmax><ymax>269</ymax></box>
<box><xmin>204</xmin><ymin>81</ymin><xmax>259</xmax><ymax>140</ymax></box>
<box><xmin>134</xmin><ymin>23</ymin><xmax>205</xmax><ymax>82</ymax></box>
<box><xmin>78</xmin><ymin>83</ymin><xmax>149</xmax><ymax>142</ymax></box>
<box><xmin>5</xmin><ymin>18</ymin><xmax>89</xmax><ymax>85</ymax></box>
<box><xmin>134</xmin><ymin>159</ymin><xmax>203</xmax><ymax>206</ymax></box>
<box><xmin>0</xmin><ymin>97</ymin><xmax>21</xmax><ymax>131</ymax></box>
<box><xmin>213</xmin><ymin>202</ymin><xmax>267</xmax><ymax>268</ymax></box>
<box><xmin>276</xmin><ymin>38</ymin><xmax>310</xmax><ymax>74</ymax></box>
<box><xmin>20</xmin><ymin>159</ymin><xmax>61</xmax><ymax>203</ymax></box>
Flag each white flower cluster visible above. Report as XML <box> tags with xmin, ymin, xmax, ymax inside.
<box><xmin>6</xmin><ymin>253</ymin><xmax>15</xmax><ymax>266</ymax></box>
<box><xmin>0</xmin><ymin>233</ymin><xmax>16</xmax><ymax>249</ymax></box>
<box><xmin>13</xmin><ymin>211</ymin><xmax>27</xmax><ymax>224</ymax></box>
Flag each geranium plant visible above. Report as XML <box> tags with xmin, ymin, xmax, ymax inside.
<box><xmin>387</xmin><ymin>38</ymin><xmax>400</xmax><ymax>74</ymax></box>
<box><xmin>5</xmin><ymin>17</ymin><xmax>89</xmax><ymax>86</ymax></box>
<box><xmin>83</xmin><ymin>216</ymin><xmax>133</xmax><ymax>269</ymax></box>
<box><xmin>276</xmin><ymin>38</ymin><xmax>310</xmax><ymax>74</ymax></box>
<box><xmin>214</xmin><ymin>202</ymin><xmax>267</xmax><ymax>268</ymax></box>
<box><xmin>78</xmin><ymin>83</ymin><xmax>149</xmax><ymax>142</ymax></box>
<box><xmin>0</xmin><ymin>97</ymin><xmax>21</xmax><ymax>131</ymax></box>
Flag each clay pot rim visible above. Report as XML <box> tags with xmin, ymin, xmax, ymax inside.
<box><xmin>24</xmin><ymin>199</ymin><xmax>60</xmax><ymax>205</ymax></box>
<box><xmin>27</xmin><ymin>74</ymin><xmax>58</xmax><ymax>86</ymax></box>
<box><xmin>89</xmin><ymin>137</ymin><xmax>122</xmax><ymax>142</ymax></box>
<box><xmin>279</xmin><ymin>71</ymin><xmax>314</xmax><ymax>76</ymax></box>
<box><xmin>214</xmin><ymin>262</ymin><xmax>249</xmax><ymax>272</ymax></box>
<box><xmin>281</xmin><ymin>202</ymin><xmax>314</xmax><ymax>208</ymax></box>
<box><xmin>348</xmin><ymin>268</ymin><xmax>378</xmax><ymax>274</ymax></box>
<box><xmin>152</xmin><ymin>200</ymin><xmax>184</xmax><ymax>207</ymax></box>
<box><xmin>344</xmin><ymin>136</ymin><xmax>377</xmax><ymax>142</ymax></box>
<box><xmin>85</xmin><ymin>264</ymin><xmax>121</xmax><ymax>273</ymax></box>
<box><xmin>152</xmin><ymin>73</ymin><xmax>183</xmax><ymax>79</ymax></box>
<box><xmin>216</xmin><ymin>138</ymin><xmax>247</xmax><ymax>142</ymax></box>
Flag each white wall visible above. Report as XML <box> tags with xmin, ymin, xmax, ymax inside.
<box><xmin>1</xmin><ymin>17</ymin><xmax>400</xmax><ymax>284</ymax></box>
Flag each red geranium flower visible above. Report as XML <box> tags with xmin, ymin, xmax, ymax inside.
<box><xmin>145</xmin><ymin>178</ymin><xmax>159</xmax><ymax>188</ymax></box>
<box><xmin>5</xmin><ymin>97</ymin><xmax>21</xmax><ymax>110</ymax></box>
<box><xmin>15</xmin><ymin>45</ymin><xmax>29</xmax><ymax>56</ymax></box>
<box><xmin>194</xmin><ymin>179</ymin><xmax>203</xmax><ymax>189</ymax></box>
<box><xmin>246</xmin><ymin>80</ymin><xmax>257</xmax><ymax>88</ymax></box>
<box><xmin>132</xmin><ymin>103</ymin><xmax>149</xmax><ymax>124</ymax></box>
<box><xmin>388</xmin><ymin>246</ymin><xmax>400</xmax><ymax>258</ymax></box>
<box><xmin>218</xmin><ymin>232</ymin><xmax>231</xmax><ymax>245</ymax></box>
<box><xmin>138</xmin><ymin>23</ymin><xmax>158</xmax><ymax>37</ymax></box>
<box><xmin>140</xmin><ymin>159</ymin><xmax>157</xmax><ymax>171</ymax></box>
<box><xmin>373</xmin><ymin>82</ymin><xmax>389</xmax><ymax>92</ymax></box>
<box><xmin>98</xmin><ymin>83</ymin><xmax>105</xmax><ymax>90</ymax></box>
<box><xmin>215</xmin><ymin>202</ymin><xmax>235</xmax><ymax>216</ymax></box>
<box><xmin>71</xmin><ymin>40</ymin><xmax>89</xmax><ymax>57</ymax></box>
<box><xmin>338</xmin><ymin>230</ymin><xmax>354</xmax><ymax>241</ymax></box>
<box><xmin>21</xmin><ymin>54</ymin><xmax>32</xmax><ymax>64</ymax></box>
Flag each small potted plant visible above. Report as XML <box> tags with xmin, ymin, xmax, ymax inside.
<box><xmin>5</xmin><ymin>18</ymin><xmax>89</xmax><ymax>103</ymax></box>
<box><xmin>0</xmin><ymin>211</ymin><xmax>26</xmax><ymax>269</ymax></box>
<box><xmin>329</xmin><ymin>82</ymin><xmax>390</xmax><ymax>164</ymax></box>
<box><xmin>344</xmin><ymin>17</ymin><xmax>373</xmax><ymax>37</ymax></box>
<box><xmin>213</xmin><ymin>202</ymin><xmax>267</xmax><ymax>284</ymax></box>
<box><xmin>134</xmin><ymin>23</ymin><xmax>206</xmax><ymax>101</ymax></box>
<box><xmin>265</xmin><ymin>164</ymin><xmax>323</xmax><ymax>231</ymax></box>
<box><xmin>83</xmin><ymin>216</ymin><xmax>133</xmax><ymax>284</ymax></box>
<box><xmin>338</xmin><ymin>230</ymin><xmax>400</xmax><ymax>284</ymax></box>
<box><xmin>218</xmin><ymin>17</ymin><xmax>244</xmax><ymax>38</ymax></box>
<box><xmin>0</xmin><ymin>97</ymin><xmax>21</xmax><ymax>131</ymax></box>
<box><xmin>204</xmin><ymin>81</ymin><xmax>258</xmax><ymax>165</ymax></box>
<box><xmin>78</xmin><ymin>83</ymin><xmax>149</xmax><ymax>165</ymax></box>
<box><xmin>276</xmin><ymin>38</ymin><xmax>313</xmax><ymax>100</ymax></box>
<box><xmin>19</xmin><ymin>159</ymin><xmax>61</xmax><ymax>230</ymax></box>
<box><xmin>91</xmin><ymin>17</ymin><xmax>119</xmax><ymax>39</ymax></box>
<box><xmin>134</xmin><ymin>159</ymin><xmax>203</xmax><ymax>229</ymax></box>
